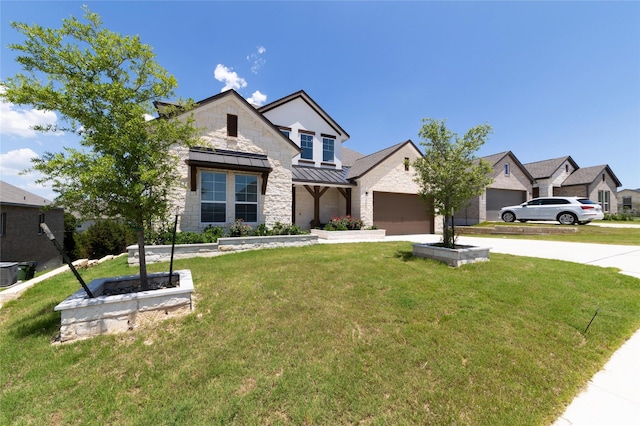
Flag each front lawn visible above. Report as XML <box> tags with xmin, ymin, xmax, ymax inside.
<box><xmin>1</xmin><ymin>243</ymin><xmax>639</xmax><ymax>424</ymax></box>
<box><xmin>473</xmin><ymin>222</ymin><xmax>640</xmax><ymax>245</ymax></box>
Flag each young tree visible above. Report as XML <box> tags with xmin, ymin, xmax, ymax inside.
<box><xmin>1</xmin><ymin>7</ymin><xmax>201</xmax><ymax>290</ymax></box>
<box><xmin>413</xmin><ymin>118</ymin><xmax>494</xmax><ymax>248</ymax></box>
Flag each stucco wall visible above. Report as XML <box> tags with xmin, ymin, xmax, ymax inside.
<box><xmin>172</xmin><ymin>96</ymin><xmax>298</xmax><ymax>232</ymax></box>
<box><xmin>261</xmin><ymin>97</ymin><xmax>347</xmax><ymax>168</ymax></box>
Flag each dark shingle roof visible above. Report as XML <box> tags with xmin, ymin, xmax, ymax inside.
<box><xmin>347</xmin><ymin>140</ymin><xmax>420</xmax><ymax>180</ymax></box>
<box><xmin>480</xmin><ymin>151</ymin><xmax>535</xmax><ymax>183</ymax></box>
<box><xmin>0</xmin><ymin>180</ymin><xmax>53</xmax><ymax>207</ymax></box>
<box><xmin>523</xmin><ymin>156</ymin><xmax>578</xmax><ymax>179</ymax></box>
<box><xmin>562</xmin><ymin>165</ymin><xmax>622</xmax><ymax>187</ymax></box>
<box><xmin>341</xmin><ymin>147</ymin><xmax>365</xmax><ymax>167</ymax></box>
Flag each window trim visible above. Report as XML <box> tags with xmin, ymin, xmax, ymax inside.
<box><xmin>200</xmin><ymin>171</ymin><xmax>227</xmax><ymax>224</ymax></box>
<box><xmin>234</xmin><ymin>174</ymin><xmax>259</xmax><ymax>223</ymax></box>
<box><xmin>322</xmin><ymin>137</ymin><xmax>335</xmax><ymax>162</ymax></box>
<box><xmin>300</xmin><ymin>133</ymin><xmax>314</xmax><ymax>160</ymax></box>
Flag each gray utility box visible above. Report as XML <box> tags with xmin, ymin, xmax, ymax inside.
<box><xmin>0</xmin><ymin>262</ymin><xmax>19</xmax><ymax>287</ymax></box>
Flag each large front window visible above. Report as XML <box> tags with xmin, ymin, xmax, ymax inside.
<box><xmin>323</xmin><ymin>137</ymin><xmax>334</xmax><ymax>162</ymax></box>
<box><xmin>300</xmin><ymin>134</ymin><xmax>313</xmax><ymax>160</ymax></box>
<box><xmin>201</xmin><ymin>172</ymin><xmax>226</xmax><ymax>223</ymax></box>
<box><xmin>235</xmin><ymin>175</ymin><xmax>258</xmax><ymax>222</ymax></box>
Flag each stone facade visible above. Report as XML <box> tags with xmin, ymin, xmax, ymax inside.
<box><xmin>170</xmin><ymin>92</ymin><xmax>298</xmax><ymax>232</ymax></box>
<box><xmin>354</xmin><ymin>144</ymin><xmax>423</xmax><ymax>226</ymax></box>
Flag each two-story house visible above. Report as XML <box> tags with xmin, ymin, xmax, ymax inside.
<box><xmin>166</xmin><ymin>90</ymin><xmax>434</xmax><ymax>235</ymax></box>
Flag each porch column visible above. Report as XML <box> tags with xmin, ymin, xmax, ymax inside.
<box><xmin>304</xmin><ymin>185</ymin><xmax>329</xmax><ymax>228</ymax></box>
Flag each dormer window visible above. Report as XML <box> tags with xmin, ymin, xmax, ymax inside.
<box><xmin>322</xmin><ymin>136</ymin><xmax>335</xmax><ymax>162</ymax></box>
<box><xmin>300</xmin><ymin>133</ymin><xmax>314</xmax><ymax>160</ymax></box>
<box><xmin>278</xmin><ymin>126</ymin><xmax>291</xmax><ymax>139</ymax></box>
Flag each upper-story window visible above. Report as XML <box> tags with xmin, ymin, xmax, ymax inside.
<box><xmin>504</xmin><ymin>163</ymin><xmax>510</xmax><ymax>176</ymax></box>
<box><xmin>278</xmin><ymin>126</ymin><xmax>291</xmax><ymax>139</ymax></box>
<box><xmin>322</xmin><ymin>137</ymin><xmax>335</xmax><ymax>162</ymax></box>
<box><xmin>300</xmin><ymin>134</ymin><xmax>313</xmax><ymax>160</ymax></box>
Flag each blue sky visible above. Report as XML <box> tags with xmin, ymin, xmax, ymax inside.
<box><xmin>1</xmin><ymin>1</ymin><xmax>639</xmax><ymax>200</ymax></box>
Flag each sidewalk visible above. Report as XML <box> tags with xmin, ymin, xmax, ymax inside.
<box><xmin>320</xmin><ymin>234</ymin><xmax>640</xmax><ymax>425</ymax></box>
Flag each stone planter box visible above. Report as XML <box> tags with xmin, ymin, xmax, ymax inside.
<box><xmin>310</xmin><ymin>229</ymin><xmax>386</xmax><ymax>240</ymax></box>
<box><xmin>128</xmin><ymin>235</ymin><xmax>318</xmax><ymax>265</ymax></box>
<box><xmin>412</xmin><ymin>243</ymin><xmax>491</xmax><ymax>267</ymax></box>
<box><xmin>54</xmin><ymin>269</ymin><xmax>194</xmax><ymax>343</ymax></box>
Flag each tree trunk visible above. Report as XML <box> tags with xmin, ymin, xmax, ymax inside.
<box><xmin>137</xmin><ymin>229</ymin><xmax>149</xmax><ymax>291</ymax></box>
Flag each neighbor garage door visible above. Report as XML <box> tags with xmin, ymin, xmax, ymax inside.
<box><xmin>486</xmin><ymin>189</ymin><xmax>526</xmax><ymax>221</ymax></box>
<box><xmin>373</xmin><ymin>192</ymin><xmax>433</xmax><ymax>235</ymax></box>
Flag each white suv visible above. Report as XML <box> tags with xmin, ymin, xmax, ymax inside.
<box><xmin>499</xmin><ymin>196</ymin><xmax>604</xmax><ymax>225</ymax></box>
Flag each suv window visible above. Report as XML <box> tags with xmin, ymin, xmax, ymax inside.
<box><xmin>541</xmin><ymin>198</ymin><xmax>570</xmax><ymax>205</ymax></box>
<box><xmin>578</xmin><ymin>198</ymin><xmax>596</xmax><ymax>204</ymax></box>
<box><xmin>527</xmin><ymin>199</ymin><xmax>543</xmax><ymax>206</ymax></box>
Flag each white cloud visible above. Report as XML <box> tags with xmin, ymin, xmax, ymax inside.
<box><xmin>214</xmin><ymin>64</ymin><xmax>248</xmax><ymax>92</ymax></box>
<box><xmin>143</xmin><ymin>113</ymin><xmax>154</xmax><ymax>122</ymax></box>
<box><xmin>0</xmin><ymin>91</ymin><xmax>59</xmax><ymax>138</ymax></box>
<box><xmin>247</xmin><ymin>46</ymin><xmax>267</xmax><ymax>74</ymax></box>
<box><xmin>0</xmin><ymin>148</ymin><xmax>39</xmax><ymax>176</ymax></box>
<box><xmin>0</xmin><ymin>148</ymin><xmax>55</xmax><ymax>200</ymax></box>
<box><xmin>246</xmin><ymin>91</ymin><xmax>267</xmax><ymax>107</ymax></box>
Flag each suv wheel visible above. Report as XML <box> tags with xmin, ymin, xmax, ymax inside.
<box><xmin>557</xmin><ymin>212</ymin><xmax>577</xmax><ymax>225</ymax></box>
<box><xmin>502</xmin><ymin>211</ymin><xmax>516</xmax><ymax>222</ymax></box>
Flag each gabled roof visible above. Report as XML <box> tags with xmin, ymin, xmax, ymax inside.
<box><xmin>523</xmin><ymin>156</ymin><xmax>579</xmax><ymax>179</ymax></box>
<box><xmin>562</xmin><ymin>164</ymin><xmax>622</xmax><ymax>187</ymax></box>
<box><xmin>480</xmin><ymin>151</ymin><xmax>535</xmax><ymax>183</ymax></box>
<box><xmin>341</xmin><ymin>147</ymin><xmax>365</xmax><ymax>167</ymax></box>
<box><xmin>347</xmin><ymin>140</ymin><xmax>421</xmax><ymax>180</ymax></box>
<box><xmin>155</xmin><ymin>89</ymin><xmax>300</xmax><ymax>153</ymax></box>
<box><xmin>258</xmin><ymin>90</ymin><xmax>350</xmax><ymax>141</ymax></box>
<box><xmin>0</xmin><ymin>180</ymin><xmax>54</xmax><ymax>207</ymax></box>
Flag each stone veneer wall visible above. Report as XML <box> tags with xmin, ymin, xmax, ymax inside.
<box><xmin>355</xmin><ymin>146</ymin><xmax>423</xmax><ymax>227</ymax></box>
<box><xmin>127</xmin><ymin>235</ymin><xmax>318</xmax><ymax>266</ymax></box>
<box><xmin>170</xmin><ymin>96</ymin><xmax>298</xmax><ymax>232</ymax></box>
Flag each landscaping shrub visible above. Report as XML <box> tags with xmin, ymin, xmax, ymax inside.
<box><xmin>324</xmin><ymin>215</ymin><xmax>364</xmax><ymax>231</ymax></box>
<box><xmin>76</xmin><ymin>219</ymin><xmax>137</xmax><ymax>259</ymax></box>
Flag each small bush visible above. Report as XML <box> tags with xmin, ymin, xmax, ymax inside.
<box><xmin>603</xmin><ymin>212</ymin><xmax>635</xmax><ymax>221</ymax></box>
<box><xmin>228</xmin><ymin>219</ymin><xmax>252</xmax><ymax>237</ymax></box>
<box><xmin>324</xmin><ymin>215</ymin><xmax>365</xmax><ymax>231</ymax></box>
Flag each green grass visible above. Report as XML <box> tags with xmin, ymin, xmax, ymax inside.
<box><xmin>1</xmin><ymin>243</ymin><xmax>639</xmax><ymax>425</ymax></box>
<box><xmin>473</xmin><ymin>221</ymin><xmax>640</xmax><ymax>245</ymax></box>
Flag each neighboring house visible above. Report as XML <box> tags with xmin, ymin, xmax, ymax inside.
<box><xmin>524</xmin><ymin>156</ymin><xmax>579</xmax><ymax>198</ymax></box>
<box><xmin>618</xmin><ymin>188</ymin><xmax>640</xmax><ymax>213</ymax></box>
<box><xmin>457</xmin><ymin>151</ymin><xmax>534</xmax><ymax>224</ymax></box>
<box><xmin>524</xmin><ymin>157</ymin><xmax>622</xmax><ymax>214</ymax></box>
<box><xmin>165</xmin><ymin>89</ymin><xmax>434</xmax><ymax>235</ymax></box>
<box><xmin>161</xmin><ymin>88</ymin><xmax>623</xmax><ymax>232</ymax></box>
<box><xmin>0</xmin><ymin>181</ymin><xmax>64</xmax><ymax>271</ymax></box>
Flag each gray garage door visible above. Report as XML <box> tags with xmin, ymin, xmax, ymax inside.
<box><xmin>486</xmin><ymin>189</ymin><xmax>526</xmax><ymax>221</ymax></box>
<box><xmin>373</xmin><ymin>192</ymin><xmax>433</xmax><ymax>235</ymax></box>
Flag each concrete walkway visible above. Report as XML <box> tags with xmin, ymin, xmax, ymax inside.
<box><xmin>320</xmin><ymin>233</ymin><xmax>640</xmax><ymax>425</ymax></box>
